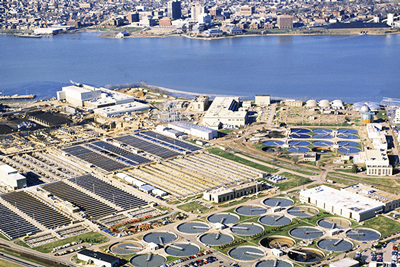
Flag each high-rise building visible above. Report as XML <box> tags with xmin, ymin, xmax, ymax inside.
<box><xmin>167</xmin><ymin>0</ymin><xmax>181</xmax><ymax>20</ymax></box>
<box><xmin>191</xmin><ymin>5</ymin><xmax>207</xmax><ymax>22</ymax></box>
<box><xmin>277</xmin><ymin>15</ymin><xmax>294</xmax><ymax>29</ymax></box>
<box><xmin>240</xmin><ymin>5</ymin><xmax>254</xmax><ymax>16</ymax></box>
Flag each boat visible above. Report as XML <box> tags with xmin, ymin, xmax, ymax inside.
<box><xmin>15</xmin><ymin>34</ymin><xmax>42</xmax><ymax>38</ymax></box>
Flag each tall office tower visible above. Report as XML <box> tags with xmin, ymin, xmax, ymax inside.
<box><xmin>191</xmin><ymin>5</ymin><xmax>207</xmax><ymax>22</ymax></box>
<box><xmin>167</xmin><ymin>0</ymin><xmax>181</xmax><ymax>20</ymax></box>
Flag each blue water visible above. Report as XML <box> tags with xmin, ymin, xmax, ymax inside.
<box><xmin>1</xmin><ymin>32</ymin><xmax>400</xmax><ymax>101</ymax></box>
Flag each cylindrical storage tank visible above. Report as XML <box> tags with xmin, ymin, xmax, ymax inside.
<box><xmin>361</xmin><ymin>112</ymin><xmax>374</xmax><ymax>123</ymax></box>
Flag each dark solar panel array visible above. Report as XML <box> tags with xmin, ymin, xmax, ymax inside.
<box><xmin>42</xmin><ymin>181</ymin><xmax>117</xmax><ymax>219</ymax></box>
<box><xmin>140</xmin><ymin>131</ymin><xmax>201</xmax><ymax>152</ymax></box>
<box><xmin>88</xmin><ymin>141</ymin><xmax>150</xmax><ymax>165</ymax></box>
<box><xmin>115</xmin><ymin>135</ymin><xmax>180</xmax><ymax>159</ymax></box>
<box><xmin>1</xmin><ymin>191</ymin><xmax>72</xmax><ymax>229</ymax></box>
<box><xmin>0</xmin><ymin>202</ymin><xmax>41</xmax><ymax>240</ymax></box>
<box><xmin>63</xmin><ymin>145</ymin><xmax>127</xmax><ymax>172</ymax></box>
<box><xmin>70</xmin><ymin>175</ymin><xmax>147</xmax><ymax>210</ymax></box>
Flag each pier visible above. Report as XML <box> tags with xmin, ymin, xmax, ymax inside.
<box><xmin>0</xmin><ymin>94</ymin><xmax>36</xmax><ymax>100</ymax></box>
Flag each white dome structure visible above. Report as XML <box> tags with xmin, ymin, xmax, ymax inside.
<box><xmin>331</xmin><ymin>99</ymin><xmax>344</xmax><ymax>109</ymax></box>
<box><xmin>305</xmin><ymin>100</ymin><xmax>318</xmax><ymax>108</ymax></box>
<box><xmin>360</xmin><ymin>105</ymin><xmax>370</xmax><ymax>114</ymax></box>
<box><xmin>319</xmin><ymin>100</ymin><xmax>330</xmax><ymax>108</ymax></box>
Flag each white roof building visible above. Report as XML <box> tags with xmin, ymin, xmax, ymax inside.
<box><xmin>203</xmin><ymin>97</ymin><xmax>247</xmax><ymax>129</ymax></box>
<box><xmin>300</xmin><ymin>185</ymin><xmax>383</xmax><ymax>221</ymax></box>
<box><xmin>366</xmin><ymin>123</ymin><xmax>387</xmax><ymax>150</ymax></box>
<box><xmin>360</xmin><ymin>149</ymin><xmax>392</xmax><ymax>176</ymax></box>
<box><xmin>168</xmin><ymin>121</ymin><xmax>218</xmax><ymax>140</ymax></box>
<box><xmin>93</xmin><ymin>102</ymin><xmax>150</xmax><ymax>117</ymax></box>
<box><xmin>0</xmin><ymin>164</ymin><xmax>27</xmax><ymax>189</ymax></box>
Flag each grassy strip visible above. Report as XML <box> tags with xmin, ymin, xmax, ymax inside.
<box><xmin>33</xmin><ymin>232</ymin><xmax>109</xmax><ymax>253</ymax></box>
<box><xmin>178</xmin><ymin>201</ymin><xmax>215</xmax><ymax>214</ymax></box>
<box><xmin>362</xmin><ymin>215</ymin><xmax>400</xmax><ymax>238</ymax></box>
<box><xmin>0</xmin><ymin>248</ymin><xmax>59</xmax><ymax>267</ymax></box>
<box><xmin>276</xmin><ymin>172</ymin><xmax>313</xmax><ymax>191</ymax></box>
<box><xmin>0</xmin><ymin>259</ymin><xmax>23</xmax><ymax>267</ymax></box>
<box><xmin>208</xmin><ymin>148</ymin><xmax>278</xmax><ymax>173</ymax></box>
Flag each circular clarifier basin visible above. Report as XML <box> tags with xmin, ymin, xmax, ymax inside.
<box><xmin>228</xmin><ymin>246</ymin><xmax>265</xmax><ymax>261</ymax></box>
<box><xmin>259</xmin><ymin>215</ymin><xmax>291</xmax><ymax>227</ymax></box>
<box><xmin>291</xmin><ymin>128</ymin><xmax>311</xmax><ymax>134</ymax></box>
<box><xmin>199</xmin><ymin>232</ymin><xmax>234</xmax><ymax>246</ymax></box>
<box><xmin>289</xmin><ymin>227</ymin><xmax>324</xmax><ymax>240</ymax></box>
<box><xmin>288</xmin><ymin>141</ymin><xmax>310</xmax><ymax>146</ymax></box>
<box><xmin>130</xmin><ymin>254</ymin><xmax>166</xmax><ymax>267</ymax></box>
<box><xmin>230</xmin><ymin>223</ymin><xmax>264</xmax><ymax>236</ymax></box>
<box><xmin>207</xmin><ymin>213</ymin><xmax>239</xmax><ymax>225</ymax></box>
<box><xmin>317</xmin><ymin>238</ymin><xmax>353</xmax><ymax>252</ymax></box>
<box><xmin>235</xmin><ymin>205</ymin><xmax>267</xmax><ymax>216</ymax></box>
<box><xmin>263</xmin><ymin>197</ymin><xmax>293</xmax><ymax>208</ymax></box>
<box><xmin>346</xmin><ymin>228</ymin><xmax>381</xmax><ymax>241</ymax></box>
<box><xmin>338</xmin><ymin>147</ymin><xmax>361</xmax><ymax>153</ymax></box>
<box><xmin>260</xmin><ymin>236</ymin><xmax>295</xmax><ymax>249</ymax></box>
<box><xmin>255</xmin><ymin>259</ymin><xmax>293</xmax><ymax>267</ymax></box>
<box><xmin>337</xmin><ymin>134</ymin><xmax>358</xmax><ymax>139</ymax></box>
<box><xmin>288</xmin><ymin>248</ymin><xmax>324</xmax><ymax>263</ymax></box>
<box><xmin>338</xmin><ymin>128</ymin><xmax>357</xmax><ymax>134</ymax></box>
<box><xmin>288</xmin><ymin>147</ymin><xmax>310</xmax><ymax>153</ymax></box>
<box><xmin>313</xmin><ymin>134</ymin><xmax>333</xmax><ymax>139</ymax></box>
<box><xmin>287</xmin><ymin>206</ymin><xmax>319</xmax><ymax>217</ymax></box>
<box><xmin>337</xmin><ymin>141</ymin><xmax>359</xmax><ymax>147</ymax></box>
<box><xmin>312</xmin><ymin>141</ymin><xmax>333</xmax><ymax>147</ymax></box>
<box><xmin>165</xmin><ymin>243</ymin><xmax>200</xmax><ymax>257</ymax></box>
<box><xmin>110</xmin><ymin>241</ymin><xmax>143</xmax><ymax>255</ymax></box>
<box><xmin>317</xmin><ymin>217</ymin><xmax>351</xmax><ymax>229</ymax></box>
<box><xmin>289</xmin><ymin>134</ymin><xmax>310</xmax><ymax>139</ymax></box>
<box><xmin>313</xmin><ymin>128</ymin><xmax>333</xmax><ymax>134</ymax></box>
<box><xmin>143</xmin><ymin>231</ymin><xmax>177</xmax><ymax>245</ymax></box>
<box><xmin>176</xmin><ymin>222</ymin><xmax>210</xmax><ymax>234</ymax></box>
<box><xmin>263</xmin><ymin>140</ymin><xmax>284</xmax><ymax>147</ymax></box>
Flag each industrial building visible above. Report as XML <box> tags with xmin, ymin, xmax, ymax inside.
<box><xmin>255</xmin><ymin>95</ymin><xmax>271</xmax><ymax>106</ymax></box>
<box><xmin>77</xmin><ymin>250</ymin><xmax>119</xmax><ymax>267</ymax></box>
<box><xmin>342</xmin><ymin>184</ymin><xmax>400</xmax><ymax>212</ymax></box>
<box><xmin>57</xmin><ymin>85</ymin><xmax>101</xmax><ymax>107</ymax></box>
<box><xmin>330</xmin><ymin>258</ymin><xmax>359</xmax><ymax>267</ymax></box>
<box><xmin>360</xmin><ymin>149</ymin><xmax>392</xmax><ymax>176</ymax></box>
<box><xmin>93</xmin><ymin>102</ymin><xmax>150</xmax><ymax>117</ymax></box>
<box><xmin>202</xmin><ymin>97</ymin><xmax>248</xmax><ymax>129</ymax></box>
<box><xmin>0</xmin><ymin>164</ymin><xmax>26</xmax><ymax>189</ymax></box>
<box><xmin>187</xmin><ymin>96</ymin><xmax>209</xmax><ymax>112</ymax></box>
<box><xmin>277</xmin><ymin>15</ymin><xmax>294</xmax><ymax>29</ymax></box>
<box><xmin>203</xmin><ymin>181</ymin><xmax>268</xmax><ymax>203</ymax></box>
<box><xmin>366</xmin><ymin>123</ymin><xmax>387</xmax><ymax>150</ymax></box>
<box><xmin>168</xmin><ymin>121</ymin><xmax>218</xmax><ymax>140</ymax></box>
<box><xmin>283</xmin><ymin>100</ymin><xmax>303</xmax><ymax>107</ymax></box>
<box><xmin>300</xmin><ymin>185</ymin><xmax>383</xmax><ymax>222</ymax></box>
<box><xmin>395</xmin><ymin>108</ymin><xmax>400</xmax><ymax>124</ymax></box>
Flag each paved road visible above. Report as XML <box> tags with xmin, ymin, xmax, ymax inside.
<box><xmin>0</xmin><ymin>252</ymin><xmax>43</xmax><ymax>267</ymax></box>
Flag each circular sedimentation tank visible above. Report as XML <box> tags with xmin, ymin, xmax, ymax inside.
<box><xmin>263</xmin><ymin>141</ymin><xmax>284</xmax><ymax>147</ymax></box>
<box><xmin>338</xmin><ymin>129</ymin><xmax>358</xmax><ymax>134</ymax></box>
<box><xmin>317</xmin><ymin>217</ymin><xmax>351</xmax><ymax>229</ymax></box>
<box><xmin>338</xmin><ymin>147</ymin><xmax>361</xmax><ymax>153</ymax></box>
<box><xmin>312</xmin><ymin>147</ymin><xmax>334</xmax><ymax>153</ymax></box>
<box><xmin>110</xmin><ymin>241</ymin><xmax>143</xmax><ymax>255</ymax></box>
<box><xmin>228</xmin><ymin>246</ymin><xmax>265</xmax><ymax>261</ymax></box>
<box><xmin>313</xmin><ymin>134</ymin><xmax>333</xmax><ymax>139</ymax></box>
<box><xmin>259</xmin><ymin>215</ymin><xmax>291</xmax><ymax>227</ymax></box>
<box><xmin>130</xmin><ymin>253</ymin><xmax>166</xmax><ymax>267</ymax></box>
<box><xmin>263</xmin><ymin>197</ymin><xmax>293</xmax><ymax>208</ymax></box>
<box><xmin>346</xmin><ymin>228</ymin><xmax>381</xmax><ymax>241</ymax></box>
<box><xmin>288</xmin><ymin>147</ymin><xmax>310</xmax><ymax>153</ymax></box>
<box><xmin>176</xmin><ymin>222</ymin><xmax>210</xmax><ymax>234</ymax></box>
<box><xmin>235</xmin><ymin>205</ymin><xmax>267</xmax><ymax>216</ymax></box>
<box><xmin>255</xmin><ymin>259</ymin><xmax>293</xmax><ymax>267</ymax></box>
<box><xmin>289</xmin><ymin>133</ymin><xmax>310</xmax><ymax>139</ymax></box>
<box><xmin>260</xmin><ymin>236</ymin><xmax>295</xmax><ymax>249</ymax></box>
<box><xmin>313</xmin><ymin>128</ymin><xmax>333</xmax><ymax>134</ymax></box>
<box><xmin>287</xmin><ymin>206</ymin><xmax>319</xmax><ymax>217</ymax></box>
<box><xmin>199</xmin><ymin>232</ymin><xmax>234</xmax><ymax>246</ymax></box>
<box><xmin>289</xmin><ymin>227</ymin><xmax>324</xmax><ymax>240</ymax></box>
<box><xmin>165</xmin><ymin>243</ymin><xmax>200</xmax><ymax>257</ymax></box>
<box><xmin>337</xmin><ymin>141</ymin><xmax>360</xmax><ymax>147</ymax></box>
<box><xmin>317</xmin><ymin>238</ymin><xmax>353</xmax><ymax>252</ymax></box>
<box><xmin>288</xmin><ymin>141</ymin><xmax>310</xmax><ymax>146</ymax></box>
<box><xmin>207</xmin><ymin>213</ymin><xmax>240</xmax><ymax>225</ymax></box>
<box><xmin>230</xmin><ymin>223</ymin><xmax>264</xmax><ymax>236</ymax></box>
<box><xmin>337</xmin><ymin>134</ymin><xmax>359</xmax><ymax>140</ymax></box>
<box><xmin>291</xmin><ymin>128</ymin><xmax>311</xmax><ymax>134</ymax></box>
<box><xmin>312</xmin><ymin>141</ymin><xmax>334</xmax><ymax>147</ymax></box>
<box><xmin>143</xmin><ymin>231</ymin><xmax>177</xmax><ymax>245</ymax></box>
<box><xmin>288</xmin><ymin>248</ymin><xmax>324</xmax><ymax>263</ymax></box>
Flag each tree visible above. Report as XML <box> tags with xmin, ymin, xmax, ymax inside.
<box><xmin>351</xmin><ymin>164</ymin><xmax>357</xmax><ymax>173</ymax></box>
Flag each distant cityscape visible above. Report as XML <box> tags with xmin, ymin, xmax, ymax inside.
<box><xmin>1</xmin><ymin>0</ymin><xmax>400</xmax><ymax>37</ymax></box>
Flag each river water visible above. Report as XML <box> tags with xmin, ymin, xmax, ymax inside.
<box><xmin>1</xmin><ymin>32</ymin><xmax>400</xmax><ymax>102</ymax></box>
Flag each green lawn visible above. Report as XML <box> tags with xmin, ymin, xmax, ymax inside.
<box><xmin>0</xmin><ymin>259</ymin><xmax>22</xmax><ymax>267</ymax></box>
<box><xmin>208</xmin><ymin>148</ymin><xmax>278</xmax><ymax>173</ymax></box>
<box><xmin>33</xmin><ymin>232</ymin><xmax>109</xmax><ymax>253</ymax></box>
<box><xmin>177</xmin><ymin>201</ymin><xmax>214</xmax><ymax>214</ymax></box>
<box><xmin>362</xmin><ymin>215</ymin><xmax>400</xmax><ymax>237</ymax></box>
<box><xmin>276</xmin><ymin>172</ymin><xmax>313</xmax><ymax>191</ymax></box>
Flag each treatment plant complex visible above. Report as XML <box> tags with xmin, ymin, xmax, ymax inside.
<box><xmin>0</xmin><ymin>84</ymin><xmax>400</xmax><ymax>267</ymax></box>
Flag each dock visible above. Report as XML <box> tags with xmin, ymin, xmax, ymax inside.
<box><xmin>0</xmin><ymin>94</ymin><xmax>36</xmax><ymax>100</ymax></box>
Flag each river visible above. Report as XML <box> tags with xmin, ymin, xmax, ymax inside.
<box><xmin>1</xmin><ymin>32</ymin><xmax>400</xmax><ymax>102</ymax></box>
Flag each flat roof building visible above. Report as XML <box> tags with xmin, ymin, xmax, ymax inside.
<box><xmin>204</xmin><ymin>182</ymin><xmax>268</xmax><ymax>203</ymax></box>
<box><xmin>330</xmin><ymin>258</ymin><xmax>359</xmax><ymax>267</ymax></box>
<box><xmin>168</xmin><ymin>121</ymin><xmax>218</xmax><ymax>140</ymax></box>
<box><xmin>0</xmin><ymin>164</ymin><xmax>26</xmax><ymax>190</ymax></box>
<box><xmin>93</xmin><ymin>102</ymin><xmax>150</xmax><ymax>117</ymax></box>
<box><xmin>187</xmin><ymin>96</ymin><xmax>209</xmax><ymax>112</ymax></box>
<box><xmin>77</xmin><ymin>249</ymin><xmax>119</xmax><ymax>267</ymax></box>
<box><xmin>57</xmin><ymin>85</ymin><xmax>102</xmax><ymax>107</ymax></box>
<box><xmin>366</xmin><ymin>123</ymin><xmax>387</xmax><ymax>150</ymax></box>
<box><xmin>300</xmin><ymin>185</ymin><xmax>383</xmax><ymax>221</ymax></box>
<box><xmin>203</xmin><ymin>97</ymin><xmax>248</xmax><ymax>129</ymax></box>
<box><xmin>255</xmin><ymin>95</ymin><xmax>271</xmax><ymax>106</ymax></box>
<box><xmin>277</xmin><ymin>15</ymin><xmax>294</xmax><ymax>29</ymax></box>
<box><xmin>360</xmin><ymin>149</ymin><xmax>392</xmax><ymax>176</ymax></box>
